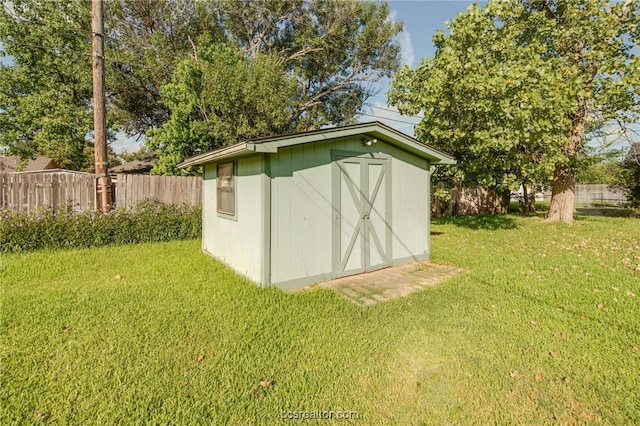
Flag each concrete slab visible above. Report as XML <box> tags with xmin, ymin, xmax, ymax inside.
<box><xmin>302</xmin><ymin>261</ymin><xmax>466</xmax><ymax>306</ymax></box>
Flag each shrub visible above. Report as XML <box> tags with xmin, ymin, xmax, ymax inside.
<box><xmin>0</xmin><ymin>199</ymin><xmax>201</xmax><ymax>252</ymax></box>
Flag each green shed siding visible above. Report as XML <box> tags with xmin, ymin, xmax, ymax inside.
<box><xmin>389</xmin><ymin>146</ymin><xmax>430</xmax><ymax>263</ymax></box>
<box><xmin>269</xmin><ymin>136</ymin><xmax>430</xmax><ymax>287</ymax></box>
<box><xmin>270</xmin><ymin>142</ymin><xmax>334</xmax><ymax>285</ymax></box>
<box><xmin>202</xmin><ymin>156</ymin><xmax>266</xmax><ymax>283</ymax></box>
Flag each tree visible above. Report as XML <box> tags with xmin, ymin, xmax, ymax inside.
<box><xmin>0</xmin><ymin>1</ymin><xmax>94</xmax><ymax>170</ymax></box>
<box><xmin>2</xmin><ymin>0</ymin><xmax>402</xmax><ymax>173</ymax></box>
<box><xmin>146</xmin><ymin>44</ymin><xmax>297</xmax><ymax>174</ymax></box>
<box><xmin>622</xmin><ymin>143</ymin><xmax>640</xmax><ymax>207</ymax></box>
<box><xmin>575</xmin><ymin>147</ymin><xmax>626</xmax><ymax>185</ymax></box>
<box><xmin>143</xmin><ymin>0</ymin><xmax>403</xmax><ymax>174</ymax></box>
<box><xmin>118</xmin><ymin>145</ymin><xmax>156</xmax><ymax>164</ymax></box>
<box><xmin>104</xmin><ymin>0</ymin><xmax>226</xmax><ymax>136</ymax></box>
<box><xmin>390</xmin><ymin>0</ymin><xmax>639</xmax><ymax>223</ymax></box>
<box><xmin>222</xmin><ymin>0</ymin><xmax>402</xmax><ymax>131</ymax></box>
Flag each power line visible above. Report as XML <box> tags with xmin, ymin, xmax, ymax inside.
<box><xmin>357</xmin><ymin>112</ymin><xmax>421</xmax><ymax>125</ymax></box>
<box><xmin>363</xmin><ymin>102</ymin><xmax>424</xmax><ymax>119</ymax></box>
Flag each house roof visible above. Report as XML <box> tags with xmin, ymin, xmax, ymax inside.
<box><xmin>109</xmin><ymin>159</ymin><xmax>155</xmax><ymax>174</ymax></box>
<box><xmin>0</xmin><ymin>155</ymin><xmax>59</xmax><ymax>172</ymax></box>
<box><xmin>178</xmin><ymin>121</ymin><xmax>456</xmax><ymax>168</ymax></box>
<box><xmin>22</xmin><ymin>156</ymin><xmax>59</xmax><ymax>171</ymax></box>
<box><xmin>0</xmin><ymin>156</ymin><xmax>19</xmax><ymax>172</ymax></box>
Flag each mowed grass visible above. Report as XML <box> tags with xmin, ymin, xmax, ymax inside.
<box><xmin>1</xmin><ymin>215</ymin><xmax>639</xmax><ymax>424</ymax></box>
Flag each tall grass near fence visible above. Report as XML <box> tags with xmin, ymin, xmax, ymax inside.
<box><xmin>0</xmin><ymin>198</ymin><xmax>201</xmax><ymax>252</ymax></box>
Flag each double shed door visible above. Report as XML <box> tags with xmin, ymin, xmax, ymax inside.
<box><xmin>332</xmin><ymin>153</ymin><xmax>392</xmax><ymax>278</ymax></box>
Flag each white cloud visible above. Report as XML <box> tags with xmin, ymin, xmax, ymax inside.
<box><xmin>389</xmin><ymin>10</ymin><xmax>415</xmax><ymax>68</ymax></box>
<box><xmin>112</xmin><ymin>131</ymin><xmax>144</xmax><ymax>154</ymax></box>
<box><xmin>397</xmin><ymin>31</ymin><xmax>415</xmax><ymax>67</ymax></box>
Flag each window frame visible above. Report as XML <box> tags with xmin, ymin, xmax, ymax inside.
<box><xmin>216</xmin><ymin>161</ymin><xmax>236</xmax><ymax>219</ymax></box>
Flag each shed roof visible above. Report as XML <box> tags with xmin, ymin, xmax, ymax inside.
<box><xmin>178</xmin><ymin>121</ymin><xmax>456</xmax><ymax>168</ymax></box>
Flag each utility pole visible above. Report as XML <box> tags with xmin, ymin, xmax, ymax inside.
<box><xmin>91</xmin><ymin>0</ymin><xmax>112</xmax><ymax>212</ymax></box>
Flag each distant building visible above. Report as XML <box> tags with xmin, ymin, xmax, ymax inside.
<box><xmin>109</xmin><ymin>156</ymin><xmax>157</xmax><ymax>175</ymax></box>
<box><xmin>0</xmin><ymin>155</ymin><xmax>59</xmax><ymax>173</ymax></box>
<box><xmin>624</xmin><ymin>143</ymin><xmax>640</xmax><ymax>166</ymax></box>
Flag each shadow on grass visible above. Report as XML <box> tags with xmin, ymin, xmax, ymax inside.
<box><xmin>575</xmin><ymin>207</ymin><xmax>634</xmax><ymax>218</ymax></box>
<box><xmin>432</xmin><ymin>214</ymin><xmax>519</xmax><ymax>230</ymax></box>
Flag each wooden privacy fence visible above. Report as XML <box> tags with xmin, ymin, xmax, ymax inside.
<box><xmin>1</xmin><ymin>171</ymin><xmax>202</xmax><ymax>213</ymax></box>
<box><xmin>1</xmin><ymin>170</ymin><xmax>96</xmax><ymax>213</ymax></box>
<box><xmin>114</xmin><ymin>174</ymin><xmax>201</xmax><ymax>208</ymax></box>
<box><xmin>431</xmin><ymin>183</ymin><xmax>510</xmax><ymax>217</ymax></box>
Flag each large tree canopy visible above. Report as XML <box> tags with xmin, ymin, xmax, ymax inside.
<box><xmin>1</xmin><ymin>0</ymin><xmax>402</xmax><ymax>174</ymax></box>
<box><xmin>146</xmin><ymin>44</ymin><xmax>297</xmax><ymax>174</ymax></box>
<box><xmin>146</xmin><ymin>0</ymin><xmax>403</xmax><ymax>174</ymax></box>
<box><xmin>390</xmin><ymin>0</ymin><xmax>639</xmax><ymax>223</ymax></box>
<box><xmin>0</xmin><ymin>1</ymin><xmax>94</xmax><ymax>170</ymax></box>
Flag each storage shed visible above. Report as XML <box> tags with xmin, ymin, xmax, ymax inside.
<box><xmin>179</xmin><ymin>122</ymin><xmax>455</xmax><ymax>290</ymax></box>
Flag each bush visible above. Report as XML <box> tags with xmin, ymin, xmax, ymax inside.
<box><xmin>0</xmin><ymin>199</ymin><xmax>201</xmax><ymax>252</ymax></box>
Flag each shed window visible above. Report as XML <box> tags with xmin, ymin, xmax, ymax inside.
<box><xmin>217</xmin><ymin>162</ymin><xmax>235</xmax><ymax>215</ymax></box>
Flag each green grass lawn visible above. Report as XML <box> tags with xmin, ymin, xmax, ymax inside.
<box><xmin>1</xmin><ymin>215</ymin><xmax>639</xmax><ymax>424</ymax></box>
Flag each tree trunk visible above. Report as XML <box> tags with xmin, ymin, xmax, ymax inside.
<box><xmin>545</xmin><ymin>112</ymin><xmax>585</xmax><ymax>224</ymax></box>
<box><xmin>524</xmin><ymin>184</ymin><xmax>536</xmax><ymax>213</ymax></box>
<box><xmin>545</xmin><ymin>163</ymin><xmax>575</xmax><ymax>223</ymax></box>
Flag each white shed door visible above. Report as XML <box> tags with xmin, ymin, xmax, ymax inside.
<box><xmin>333</xmin><ymin>156</ymin><xmax>391</xmax><ymax>278</ymax></box>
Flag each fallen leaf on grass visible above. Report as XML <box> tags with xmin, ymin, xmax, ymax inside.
<box><xmin>534</xmin><ymin>373</ymin><xmax>543</xmax><ymax>381</ymax></box>
<box><xmin>597</xmin><ymin>303</ymin><xmax>605</xmax><ymax>310</ymax></box>
<box><xmin>61</xmin><ymin>325</ymin><xmax>69</xmax><ymax>332</ymax></box>
<box><xmin>259</xmin><ymin>379</ymin><xmax>272</xmax><ymax>388</ymax></box>
<box><xmin>530</xmin><ymin>320</ymin><xmax>538</xmax><ymax>326</ymax></box>
<box><xmin>549</xmin><ymin>351</ymin><xmax>558</xmax><ymax>358</ymax></box>
<box><xmin>611</xmin><ymin>287</ymin><xmax>619</xmax><ymax>292</ymax></box>
<box><xmin>557</xmin><ymin>332</ymin><xmax>566</xmax><ymax>338</ymax></box>
<box><xmin>114</xmin><ymin>274</ymin><xmax>121</xmax><ymax>280</ymax></box>
<box><xmin>253</xmin><ymin>379</ymin><xmax>274</xmax><ymax>399</ymax></box>
<box><xmin>563</xmin><ymin>376</ymin><xmax>571</xmax><ymax>383</ymax></box>
<box><xmin>509</xmin><ymin>371</ymin><xmax>518</xmax><ymax>378</ymax></box>
<box><xmin>197</xmin><ymin>355</ymin><xmax>204</xmax><ymax>363</ymax></box>
<box><xmin>581</xmin><ymin>314</ymin><xmax>588</xmax><ymax>320</ymax></box>
<box><xmin>627</xmin><ymin>291</ymin><xmax>636</xmax><ymax>297</ymax></box>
